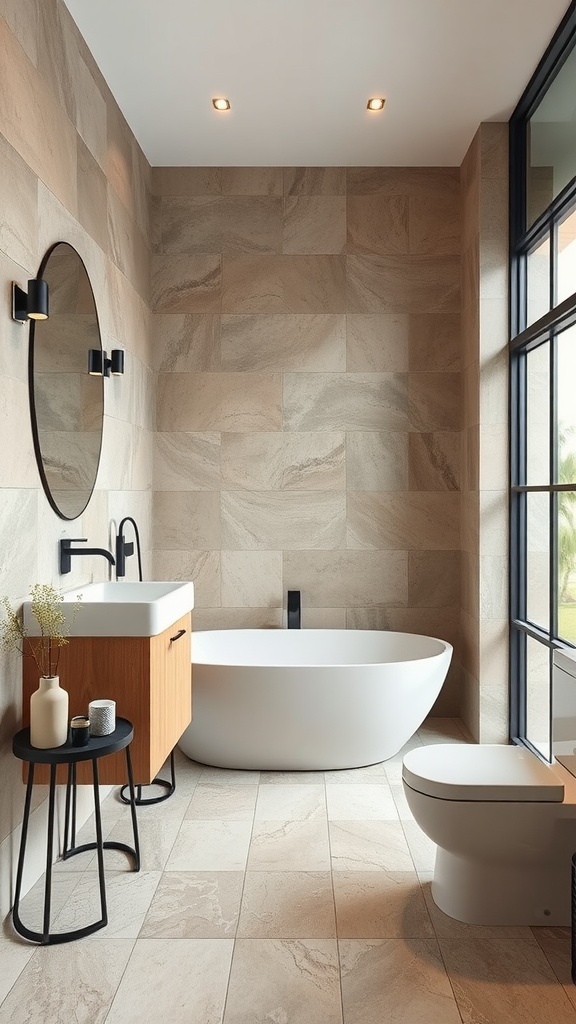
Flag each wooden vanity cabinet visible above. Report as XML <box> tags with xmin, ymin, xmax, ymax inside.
<box><xmin>22</xmin><ymin>612</ymin><xmax>192</xmax><ymax>785</ymax></box>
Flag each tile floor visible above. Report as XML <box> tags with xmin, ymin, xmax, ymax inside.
<box><xmin>2</xmin><ymin>718</ymin><xmax>576</xmax><ymax>1023</ymax></box>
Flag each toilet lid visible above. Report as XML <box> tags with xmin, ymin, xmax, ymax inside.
<box><xmin>402</xmin><ymin>744</ymin><xmax>564</xmax><ymax>802</ymax></box>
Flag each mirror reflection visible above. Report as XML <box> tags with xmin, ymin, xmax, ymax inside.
<box><xmin>30</xmin><ymin>242</ymin><xmax>104</xmax><ymax>520</ymax></box>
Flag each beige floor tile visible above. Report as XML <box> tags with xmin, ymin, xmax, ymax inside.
<box><xmin>333</xmin><ymin>871</ymin><xmax>434</xmax><ymax>938</ymax></box>
<box><xmin>325</xmin><ymin>784</ymin><xmax>398</xmax><ymax>821</ymax></box>
<box><xmin>254</xmin><ymin>784</ymin><xmax>326</xmax><ymax>821</ymax></box>
<box><xmin>185</xmin><ymin>784</ymin><xmax>258</xmax><ymax>820</ymax></box>
<box><xmin>166</xmin><ymin>820</ymin><xmax>253</xmax><ymax>871</ymax></box>
<box><xmin>324</xmin><ymin>762</ymin><xmax>389</xmax><ymax>785</ymax></box>
<box><xmin>52</xmin><ymin>870</ymin><xmax>161</xmax><ymax>940</ymax></box>
<box><xmin>106</xmin><ymin>938</ymin><xmax>234</xmax><ymax>1024</ymax></box>
<box><xmin>439</xmin><ymin>937</ymin><xmax>576</xmax><ymax>1023</ymax></box>
<box><xmin>140</xmin><ymin>870</ymin><xmax>244</xmax><ymax>938</ymax></box>
<box><xmin>260</xmin><ymin>770</ymin><xmax>326</xmax><ymax>784</ymax></box>
<box><xmin>248</xmin><ymin>819</ymin><xmax>331</xmax><ymax>871</ymax></box>
<box><xmin>339</xmin><ymin>937</ymin><xmax>461</xmax><ymax>1024</ymax></box>
<box><xmin>11</xmin><ymin>871</ymin><xmax>83</xmax><ymax>935</ymax></box>
<box><xmin>198</xmin><ymin>767</ymin><xmax>261</xmax><ymax>786</ymax></box>
<box><xmin>0</xmin><ymin>938</ymin><xmax>135</xmax><ymax>1024</ymax></box>
<box><xmin>82</xmin><ymin>817</ymin><xmax>182</xmax><ymax>873</ymax></box>
<box><xmin>401</xmin><ymin>820</ymin><xmax>438</xmax><ymax>872</ymax></box>
<box><xmin>329</xmin><ymin>821</ymin><xmax>413</xmax><ymax>871</ymax></box>
<box><xmin>389</xmin><ymin>781</ymin><xmax>415</xmax><ymax>820</ymax></box>
<box><xmin>532</xmin><ymin>928</ymin><xmax>576</xmax><ymax>1011</ymax></box>
<box><xmin>0</xmin><ymin>929</ymin><xmax>36</xmax><ymax>1004</ymax></box>
<box><xmin>422</xmin><ymin>881</ymin><xmax>533</xmax><ymax>939</ymax></box>
<box><xmin>237</xmin><ymin>871</ymin><xmax>336</xmax><ymax>937</ymax></box>
<box><xmin>224</xmin><ymin>938</ymin><xmax>342</xmax><ymax>1024</ymax></box>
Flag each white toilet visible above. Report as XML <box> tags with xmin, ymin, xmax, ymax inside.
<box><xmin>402</xmin><ymin>649</ymin><xmax>576</xmax><ymax>926</ymax></box>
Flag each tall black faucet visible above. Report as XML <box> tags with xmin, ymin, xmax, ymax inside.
<box><xmin>59</xmin><ymin>538</ymin><xmax>115</xmax><ymax>575</ymax></box>
<box><xmin>287</xmin><ymin>590</ymin><xmax>301</xmax><ymax>629</ymax></box>
<box><xmin>116</xmin><ymin>516</ymin><xmax>143</xmax><ymax>580</ymax></box>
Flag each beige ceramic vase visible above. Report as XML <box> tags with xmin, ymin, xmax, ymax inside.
<box><xmin>30</xmin><ymin>676</ymin><xmax>69</xmax><ymax>748</ymax></box>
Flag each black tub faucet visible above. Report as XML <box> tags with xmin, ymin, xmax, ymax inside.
<box><xmin>287</xmin><ymin>590</ymin><xmax>301</xmax><ymax>629</ymax></box>
<box><xmin>59</xmin><ymin>538</ymin><xmax>115</xmax><ymax>575</ymax></box>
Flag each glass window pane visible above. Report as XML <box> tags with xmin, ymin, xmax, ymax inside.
<box><xmin>558</xmin><ymin>490</ymin><xmax>576</xmax><ymax>643</ymax></box>
<box><xmin>526</xmin><ymin>636</ymin><xmax>551</xmax><ymax>761</ymax></box>
<box><xmin>527</xmin><ymin>45</ymin><xmax>576</xmax><ymax>229</ymax></box>
<box><xmin>527</xmin><ymin>492</ymin><xmax>549</xmax><ymax>630</ymax></box>
<box><xmin>557</xmin><ymin>206</ymin><xmax>576</xmax><ymax>305</ymax></box>
<box><xmin>526</xmin><ymin>235</ymin><xmax>550</xmax><ymax>327</ymax></box>
<box><xmin>556</xmin><ymin>324</ymin><xmax>576</xmax><ymax>484</ymax></box>
<box><xmin>526</xmin><ymin>341</ymin><xmax>550</xmax><ymax>485</ymax></box>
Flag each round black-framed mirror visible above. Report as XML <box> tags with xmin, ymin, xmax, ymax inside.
<box><xmin>29</xmin><ymin>242</ymin><xmax>104</xmax><ymax>520</ymax></box>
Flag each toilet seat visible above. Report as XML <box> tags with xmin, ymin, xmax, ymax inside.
<box><xmin>403</xmin><ymin>743</ymin><xmax>564</xmax><ymax>802</ymax></box>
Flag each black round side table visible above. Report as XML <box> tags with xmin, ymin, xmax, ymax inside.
<box><xmin>12</xmin><ymin>717</ymin><xmax>140</xmax><ymax>945</ymax></box>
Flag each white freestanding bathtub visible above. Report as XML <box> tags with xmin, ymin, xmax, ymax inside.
<box><xmin>178</xmin><ymin>629</ymin><xmax>452</xmax><ymax>770</ymax></box>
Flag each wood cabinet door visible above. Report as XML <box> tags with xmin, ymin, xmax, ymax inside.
<box><xmin>149</xmin><ymin>612</ymin><xmax>192</xmax><ymax>779</ymax></box>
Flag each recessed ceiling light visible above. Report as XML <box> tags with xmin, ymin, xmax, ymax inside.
<box><xmin>212</xmin><ymin>98</ymin><xmax>231</xmax><ymax>111</ymax></box>
<box><xmin>367</xmin><ymin>97</ymin><xmax>385</xmax><ymax>112</ymax></box>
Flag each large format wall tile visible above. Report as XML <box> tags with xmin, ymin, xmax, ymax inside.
<box><xmin>283</xmin><ymin>167</ymin><xmax>346</xmax><ymax>195</ymax></box>
<box><xmin>0</xmin><ymin>16</ymin><xmax>77</xmax><ymax>212</ymax></box>
<box><xmin>408</xmin><ymin>373</ymin><xmax>461</xmax><ymax>431</ymax></box>
<box><xmin>153</xmin><ymin>314</ymin><xmax>221</xmax><ymax>372</ymax></box>
<box><xmin>153</xmin><ymin>433</ymin><xmax>221</xmax><ymax>490</ymax></box>
<box><xmin>153</xmin><ymin>491</ymin><xmax>221</xmax><ymax>550</ymax></box>
<box><xmin>284</xmin><ymin>373</ymin><xmax>408</xmax><ymax>432</ymax></box>
<box><xmin>0</xmin><ymin>132</ymin><xmax>37</xmax><ymax>270</ymax></box>
<box><xmin>347</xmin><ymin>167</ymin><xmax>459</xmax><ymax>198</ymax></box>
<box><xmin>346</xmin><ymin>314</ymin><xmax>409</xmax><ymax>372</ymax></box>
<box><xmin>283</xmin><ymin>551</ymin><xmax>408</xmax><ymax>607</ymax></box>
<box><xmin>409</xmin><ymin>311</ymin><xmax>461</xmax><ymax>372</ymax></box>
<box><xmin>346</xmin><ymin>432</ymin><xmax>409</xmax><ymax>491</ymax></box>
<box><xmin>347</xmin><ymin>196</ymin><xmax>409</xmax><ymax>255</ymax></box>
<box><xmin>221</xmin><ymin>491</ymin><xmax>346</xmax><ymax>549</ymax></box>
<box><xmin>154</xmin><ymin>549</ymin><xmax>221</xmax><ymax>606</ymax></box>
<box><xmin>221</xmin><ymin>551</ymin><xmax>283</xmax><ymax>607</ymax></box>
<box><xmin>347</xmin><ymin>254</ymin><xmax>460</xmax><ymax>313</ymax></box>
<box><xmin>283</xmin><ymin>197</ymin><xmax>346</xmax><ymax>254</ymax></box>
<box><xmin>221</xmin><ymin>432</ymin><xmax>345</xmax><ymax>491</ymax></box>
<box><xmin>160</xmin><ymin>196</ymin><xmax>283</xmax><ymax>255</ymax></box>
<box><xmin>222</xmin><ymin>255</ymin><xmax>346</xmax><ymax>313</ymax></box>
<box><xmin>157</xmin><ymin>373</ymin><xmax>282</xmax><ymax>432</ymax></box>
<box><xmin>347</xmin><ymin>492</ymin><xmax>460</xmax><ymax>550</ymax></box>
<box><xmin>221</xmin><ymin>314</ymin><xmax>346</xmax><ymax>372</ymax></box>
<box><xmin>151</xmin><ymin>254</ymin><xmax>221</xmax><ymax>313</ymax></box>
<box><xmin>408</xmin><ymin>432</ymin><xmax>461</xmax><ymax>491</ymax></box>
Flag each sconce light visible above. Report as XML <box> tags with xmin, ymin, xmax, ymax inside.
<box><xmin>12</xmin><ymin>279</ymin><xmax>49</xmax><ymax>323</ymax></box>
<box><xmin>88</xmin><ymin>349</ymin><xmax>125</xmax><ymax>377</ymax></box>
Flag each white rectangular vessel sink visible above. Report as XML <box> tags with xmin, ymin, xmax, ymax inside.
<box><xmin>24</xmin><ymin>581</ymin><xmax>194</xmax><ymax>638</ymax></box>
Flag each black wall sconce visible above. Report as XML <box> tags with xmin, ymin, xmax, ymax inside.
<box><xmin>88</xmin><ymin>349</ymin><xmax>125</xmax><ymax>377</ymax></box>
<box><xmin>12</xmin><ymin>279</ymin><xmax>49</xmax><ymax>323</ymax></box>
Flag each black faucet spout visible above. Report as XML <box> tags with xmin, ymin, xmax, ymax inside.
<box><xmin>287</xmin><ymin>590</ymin><xmax>301</xmax><ymax>629</ymax></box>
<box><xmin>59</xmin><ymin>538</ymin><xmax>115</xmax><ymax>575</ymax></box>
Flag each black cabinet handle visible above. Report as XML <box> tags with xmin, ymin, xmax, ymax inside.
<box><xmin>169</xmin><ymin>628</ymin><xmax>186</xmax><ymax>644</ymax></box>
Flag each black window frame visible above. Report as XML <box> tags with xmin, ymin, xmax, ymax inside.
<box><xmin>509</xmin><ymin>1</ymin><xmax>576</xmax><ymax>758</ymax></box>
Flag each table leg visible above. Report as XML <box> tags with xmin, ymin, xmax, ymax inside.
<box><xmin>11</xmin><ymin>762</ymin><xmax>35</xmax><ymax>940</ymax></box>
<box><xmin>125</xmin><ymin>745</ymin><xmax>141</xmax><ymax>872</ymax></box>
<box><xmin>92</xmin><ymin>757</ymin><xmax>108</xmax><ymax>929</ymax></box>
<box><xmin>40</xmin><ymin>764</ymin><xmax>57</xmax><ymax>943</ymax></box>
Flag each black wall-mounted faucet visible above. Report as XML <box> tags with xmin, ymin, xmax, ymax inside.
<box><xmin>116</xmin><ymin>516</ymin><xmax>143</xmax><ymax>580</ymax></box>
<box><xmin>287</xmin><ymin>590</ymin><xmax>301</xmax><ymax>629</ymax></box>
<box><xmin>59</xmin><ymin>538</ymin><xmax>115</xmax><ymax>575</ymax></box>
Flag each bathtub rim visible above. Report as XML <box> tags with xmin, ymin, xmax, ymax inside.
<box><xmin>190</xmin><ymin>627</ymin><xmax>453</xmax><ymax>670</ymax></box>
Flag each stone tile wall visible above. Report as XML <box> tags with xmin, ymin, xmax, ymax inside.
<box><xmin>0</xmin><ymin>1</ymin><xmax>153</xmax><ymax>915</ymax></box>
<box><xmin>152</xmin><ymin>166</ymin><xmax>463</xmax><ymax>711</ymax></box>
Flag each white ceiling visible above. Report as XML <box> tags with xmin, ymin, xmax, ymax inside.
<box><xmin>64</xmin><ymin>0</ymin><xmax>570</xmax><ymax>167</ymax></box>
